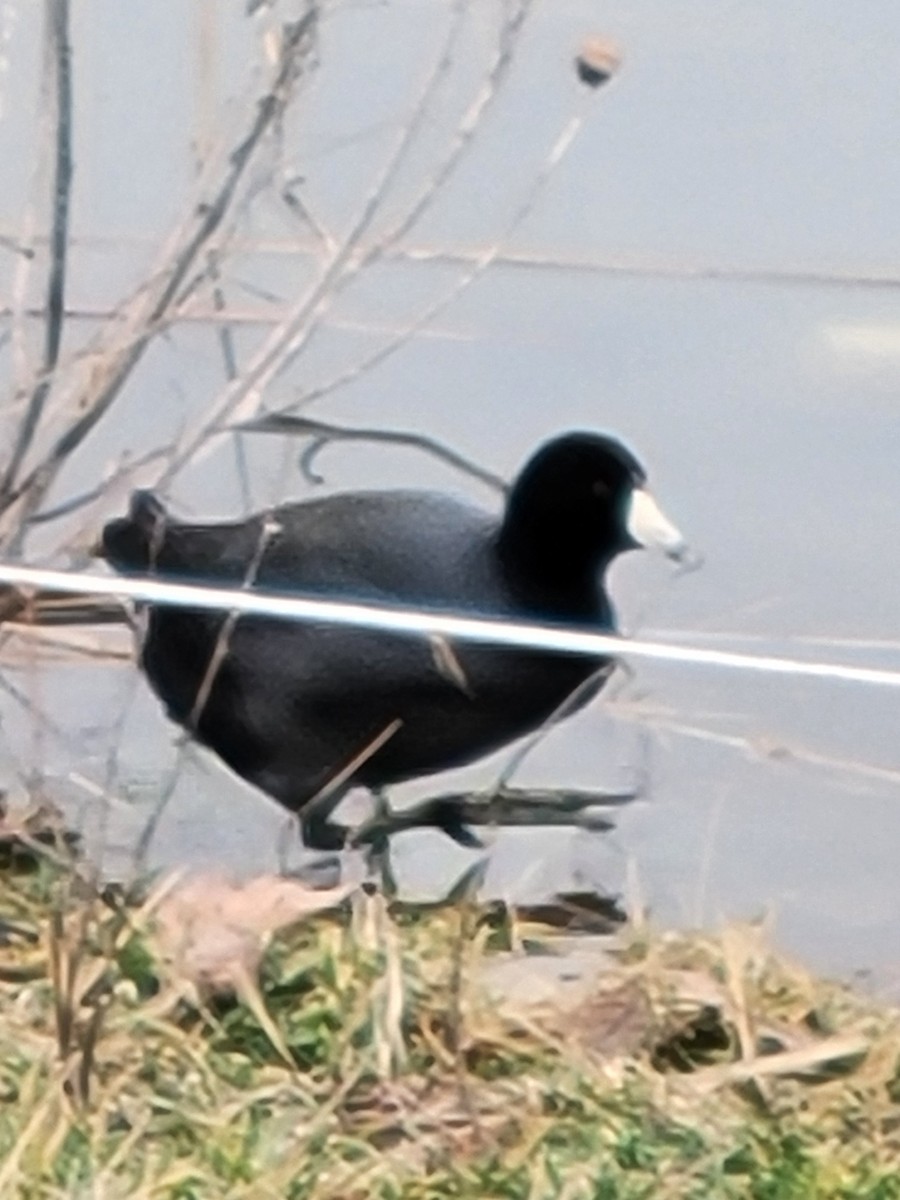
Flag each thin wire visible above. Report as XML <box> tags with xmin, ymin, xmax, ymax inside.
<box><xmin>1</xmin><ymin>562</ymin><xmax>900</xmax><ymax>691</ymax></box>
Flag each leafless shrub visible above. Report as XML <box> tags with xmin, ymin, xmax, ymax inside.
<box><xmin>0</xmin><ymin>0</ymin><xmax>618</xmax><ymax>871</ymax></box>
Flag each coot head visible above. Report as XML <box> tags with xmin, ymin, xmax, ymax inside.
<box><xmin>498</xmin><ymin>431</ymin><xmax>688</xmax><ymax>582</ymax></box>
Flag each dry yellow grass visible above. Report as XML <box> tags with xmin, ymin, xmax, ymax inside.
<box><xmin>0</xmin><ymin>817</ymin><xmax>898</xmax><ymax>1199</ymax></box>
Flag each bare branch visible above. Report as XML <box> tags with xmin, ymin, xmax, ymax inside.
<box><xmin>282</xmin><ymin>107</ymin><xmax>591</xmax><ymax>414</ymax></box>
<box><xmin>153</xmin><ymin>0</ymin><xmax>473</xmax><ymax>484</ymax></box>
<box><xmin>375</xmin><ymin>0</ymin><xmax>533</xmax><ymax>258</ymax></box>
<box><xmin>207</xmin><ymin>251</ymin><xmax>253</xmax><ymax>509</ymax></box>
<box><xmin>236</xmin><ymin>413</ymin><xmax>507</xmax><ymax>494</ymax></box>
<box><xmin>238</xmin><ymin>0</ymin><xmax>537</xmax><ymax>422</ymax></box>
<box><xmin>0</xmin><ymin>11</ymin><xmax>318</xmax><ymax>530</ymax></box>
<box><xmin>26</xmin><ymin>445</ymin><xmax>172</xmax><ymax>528</ymax></box>
<box><xmin>185</xmin><ymin>512</ymin><xmax>280</xmax><ymax>730</ymax></box>
<box><xmin>0</xmin><ymin>0</ymin><xmax>73</xmax><ymax>501</ymax></box>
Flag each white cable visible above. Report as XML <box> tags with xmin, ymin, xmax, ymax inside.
<box><xmin>1</xmin><ymin>561</ymin><xmax>900</xmax><ymax>690</ymax></box>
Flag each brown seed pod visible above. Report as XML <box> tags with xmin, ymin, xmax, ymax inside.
<box><xmin>575</xmin><ymin>36</ymin><xmax>622</xmax><ymax>88</ymax></box>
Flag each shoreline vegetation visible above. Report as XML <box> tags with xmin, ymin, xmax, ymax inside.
<box><xmin>0</xmin><ymin>805</ymin><xmax>898</xmax><ymax>1198</ymax></box>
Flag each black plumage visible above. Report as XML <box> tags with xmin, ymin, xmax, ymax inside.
<box><xmin>100</xmin><ymin>431</ymin><xmax>688</xmax><ymax>849</ymax></box>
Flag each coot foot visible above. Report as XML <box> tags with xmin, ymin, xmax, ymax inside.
<box><xmin>350</xmin><ymin>785</ymin><xmax>637</xmax><ymax>847</ymax></box>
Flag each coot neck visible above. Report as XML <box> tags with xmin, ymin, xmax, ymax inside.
<box><xmin>494</xmin><ymin>519</ymin><xmax>612</xmax><ymax>619</ymax></box>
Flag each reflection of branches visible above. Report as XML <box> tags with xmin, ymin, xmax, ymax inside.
<box><xmin>237</xmin><ymin>413</ymin><xmax>507</xmax><ymax>494</ymax></box>
<box><xmin>630</xmin><ymin>712</ymin><xmax>900</xmax><ymax>792</ymax></box>
<box><xmin>0</xmin><ymin>0</ymin><xmax>73</xmax><ymax>506</ymax></box>
<box><xmin>0</xmin><ymin>12</ymin><xmax>318</xmax><ymax>533</ymax></box>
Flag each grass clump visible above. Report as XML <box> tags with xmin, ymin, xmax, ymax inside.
<box><xmin>0</xmin><ymin>834</ymin><xmax>898</xmax><ymax>1198</ymax></box>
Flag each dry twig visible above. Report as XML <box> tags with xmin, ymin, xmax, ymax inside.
<box><xmin>0</xmin><ymin>0</ymin><xmax>73</xmax><ymax>510</ymax></box>
<box><xmin>0</xmin><ymin>12</ymin><xmax>318</xmax><ymax>532</ymax></box>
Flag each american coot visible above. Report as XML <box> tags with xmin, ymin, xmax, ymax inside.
<box><xmin>101</xmin><ymin>431</ymin><xmax>689</xmax><ymax>850</ymax></box>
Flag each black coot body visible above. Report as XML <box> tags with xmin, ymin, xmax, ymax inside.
<box><xmin>100</xmin><ymin>432</ymin><xmax>687</xmax><ymax>849</ymax></box>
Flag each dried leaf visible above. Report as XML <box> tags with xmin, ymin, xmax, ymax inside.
<box><xmin>148</xmin><ymin>871</ymin><xmax>353</xmax><ymax>998</ymax></box>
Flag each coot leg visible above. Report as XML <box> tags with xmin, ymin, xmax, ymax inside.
<box><xmin>300</xmin><ymin>717</ymin><xmax>405</xmax><ymax>852</ymax></box>
<box><xmin>362</xmin><ymin>788</ymin><xmax>398</xmax><ymax>896</ymax></box>
<box><xmin>300</xmin><ymin>803</ymin><xmax>350</xmax><ymax>852</ymax></box>
<box><xmin>275</xmin><ymin>812</ymin><xmax>343</xmax><ymax>883</ymax></box>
